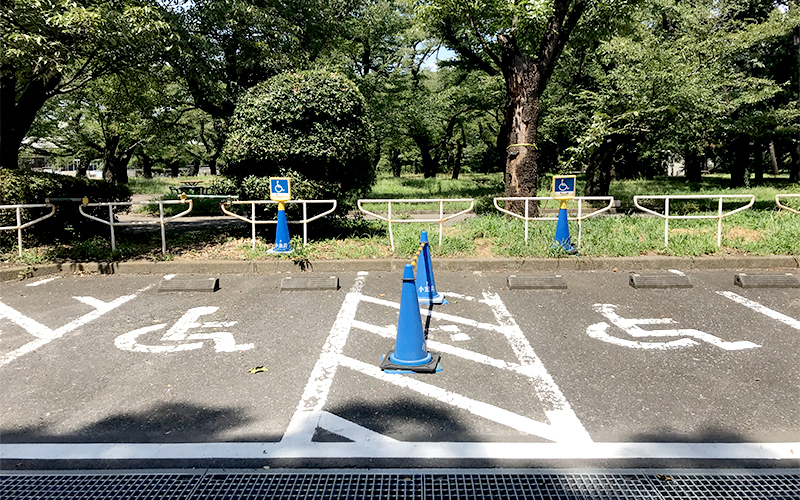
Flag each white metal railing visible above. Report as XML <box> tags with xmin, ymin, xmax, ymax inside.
<box><xmin>220</xmin><ymin>199</ymin><xmax>337</xmax><ymax>249</ymax></box>
<box><xmin>493</xmin><ymin>196</ymin><xmax>615</xmax><ymax>247</ymax></box>
<box><xmin>633</xmin><ymin>194</ymin><xmax>755</xmax><ymax>247</ymax></box>
<box><xmin>776</xmin><ymin>194</ymin><xmax>800</xmax><ymax>215</ymax></box>
<box><xmin>357</xmin><ymin>198</ymin><xmax>474</xmax><ymax>251</ymax></box>
<box><xmin>0</xmin><ymin>203</ymin><xmax>57</xmax><ymax>256</ymax></box>
<box><xmin>79</xmin><ymin>199</ymin><xmax>193</xmax><ymax>254</ymax></box>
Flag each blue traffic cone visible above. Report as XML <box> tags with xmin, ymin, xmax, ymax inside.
<box><xmin>268</xmin><ymin>202</ymin><xmax>292</xmax><ymax>253</ymax></box>
<box><xmin>553</xmin><ymin>202</ymin><xmax>578</xmax><ymax>254</ymax></box>
<box><xmin>416</xmin><ymin>231</ymin><xmax>447</xmax><ymax>305</ymax></box>
<box><xmin>380</xmin><ymin>263</ymin><xmax>441</xmax><ymax>373</ymax></box>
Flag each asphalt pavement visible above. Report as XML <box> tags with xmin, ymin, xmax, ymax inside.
<box><xmin>1</xmin><ymin>260</ymin><xmax>798</xmax><ymax>472</ymax></box>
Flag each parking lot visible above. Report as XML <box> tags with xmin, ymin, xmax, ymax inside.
<box><xmin>1</xmin><ymin>268</ymin><xmax>798</xmax><ymax>468</ymax></box>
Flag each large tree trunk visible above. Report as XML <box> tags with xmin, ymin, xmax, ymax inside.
<box><xmin>438</xmin><ymin>1</ymin><xmax>588</xmax><ymax>194</ymax></box>
<box><xmin>789</xmin><ymin>141</ymin><xmax>800</xmax><ymax>183</ymax></box>
<box><xmin>729</xmin><ymin>135</ymin><xmax>750</xmax><ymax>188</ymax></box>
<box><xmin>502</xmin><ymin>50</ymin><xmax>541</xmax><ymax>214</ymax></box>
<box><xmin>497</xmin><ymin>1</ymin><xmax>589</xmax><ymax>215</ymax></box>
<box><xmin>411</xmin><ymin>132</ymin><xmax>437</xmax><ymax>178</ymax></box>
<box><xmin>684</xmin><ymin>148</ymin><xmax>702</xmax><ymax>183</ymax></box>
<box><xmin>451</xmin><ymin>125</ymin><xmax>466</xmax><ymax>180</ymax></box>
<box><xmin>584</xmin><ymin>137</ymin><xmax>618</xmax><ymax>196</ymax></box>
<box><xmin>768</xmin><ymin>141</ymin><xmax>779</xmax><ymax>175</ymax></box>
<box><xmin>389</xmin><ymin>149</ymin><xmax>402</xmax><ymax>177</ymax></box>
<box><xmin>102</xmin><ymin>133</ymin><xmax>129</xmax><ymax>184</ymax></box>
<box><xmin>753</xmin><ymin>140</ymin><xmax>764</xmax><ymax>185</ymax></box>
<box><xmin>77</xmin><ymin>158</ymin><xmax>88</xmax><ymax>178</ymax></box>
<box><xmin>139</xmin><ymin>153</ymin><xmax>154</xmax><ymax>179</ymax></box>
<box><xmin>0</xmin><ymin>67</ymin><xmax>61</xmax><ymax>169</ymax></box>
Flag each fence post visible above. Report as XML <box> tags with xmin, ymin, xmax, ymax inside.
<box><xmin>108</xmin><ymin>204</ymin><xmax>116</xmax><ymax>252</ymax></box>
<box><xmin>16</xmin><ymin>207</ymin><xmax>22</xmax><ymax>257</ymax></box>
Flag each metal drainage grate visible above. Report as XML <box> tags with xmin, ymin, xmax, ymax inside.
<box><xmin>2</xmin><ymin>470</ymin><xmax>798</xmax><ymax>500</ymax></box>
<box><xmin>194</xmin><ymin>472</ymin><xmax>424</xmax><ymax>500</ymax></box>
<box><xmin>0</xmin><ymin>472</ymin><xmax>202</xmax><ymax>500</ymax></box>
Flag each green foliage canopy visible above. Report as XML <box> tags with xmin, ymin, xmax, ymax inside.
<box><xmin>222</xmin><ymin>70</ymin><xmax>375</xmax><ymax>208</ymax></box>
<box><xmin>1</xmin><ymin>0</ymin><xmax>170</xmax><ymax>168</ymax></box>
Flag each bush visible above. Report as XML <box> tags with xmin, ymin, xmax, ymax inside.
<box><xmin>0</xmin><ymin>168</ymin><xmax>131</xmax><ymax>245</ymax></box>
<box><xmin>222</xmin><ymin>70</ymin><xmax>375</xmax><ymax>211</ymax></box>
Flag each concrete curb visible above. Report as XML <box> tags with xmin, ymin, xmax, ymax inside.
<box><xmin>2</xmin><ymin>255</ymin><xmax>798</xmax><ymax>282</ymax></box>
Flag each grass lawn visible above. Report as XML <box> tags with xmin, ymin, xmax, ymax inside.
<box><xmin>3</xmin><ymin>172</ymin><xmax>799</xmax><ymax>267</ymax></box>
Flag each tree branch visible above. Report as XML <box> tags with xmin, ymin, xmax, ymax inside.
<box><xmin>535</xmin><ymin>0</ymin><xmax>590</xmax><ymax>88</ymax></box>
<box><xmin>439</xmin><ymin>17</ymin><xmax>499</xmax><ymax>77</ymax></box>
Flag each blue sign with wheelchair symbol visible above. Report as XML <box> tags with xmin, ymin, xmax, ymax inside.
<box><xmin>270</xmin><ymin>177</ymin><xmax>291</xmax><ymax>201</ymax></box>
<box><xmin>552</xmin><ymin>175</ymin><xmax>576</xmax><ymax>200</ymax></box>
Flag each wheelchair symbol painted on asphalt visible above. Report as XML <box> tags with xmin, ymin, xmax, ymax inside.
<box><xmin>115</xmin><ymin>306</ymin><xmax>254</xmax><ymax>353</ymax></box>
<box><xmin>586</xmin><ymin>303</ymin><xmax>760</xmax><ymax>351</ymax></box>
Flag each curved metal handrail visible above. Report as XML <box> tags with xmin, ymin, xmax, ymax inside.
<box><xmin>0</xmin><ymin>203</ymin><xmax>57</xmax><ymax>256</ymax></box>
<box><xmin>775</xmin><ymin>194</ymin><xmax>800</xmax><ymax>215</ymax></box>
<box><xmin>357</xmin><ymin>198</ymin><xmax>474</xmax><ymax>250</ymax></box>
<box><xmin>633</xmin><ymin>194</ymin><xmax>754</xmax><ymax>247</ymax></box>
<box><xmin>493</xmin><ymin>196</ymin><xmax>615</xmax><ymax>246</ymax></box>
<box><xmin>79</xmin><ymin>199</ymin><xmax>193</xmax><ymax>254</ymax></box>
<box><xmin>221</xmin><ymin>199</ymin><xmax>337</xmax><ymax>249</ymax></box>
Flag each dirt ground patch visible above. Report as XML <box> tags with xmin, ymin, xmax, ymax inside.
<box><xmin>725</xmin><ymin>226</ymin><xmax>762</xmax><ymax>242</ymax></box>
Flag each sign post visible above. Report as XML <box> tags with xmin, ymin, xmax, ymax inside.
<box><xmin>268</xmin><ymin>177</ymin><xmax>292</xmax><ymax>253</ymax></box>
<box><xmin>551</xmin><ymin>175</ymin><xmax>577</xmax><ymax>254</ymax></box>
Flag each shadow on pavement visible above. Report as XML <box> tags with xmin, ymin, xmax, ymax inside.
<box><xmin>0</xmin><ymin>401</ymin><xmax>272</xmax><ymax>444</ymax></box>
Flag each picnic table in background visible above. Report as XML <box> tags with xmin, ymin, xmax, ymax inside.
<box><xmin>169</xmin><ymin>180</ymin><xmax>209</xmax><ymax>196</ymax></box>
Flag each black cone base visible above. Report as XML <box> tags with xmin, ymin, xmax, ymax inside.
<box><xmin>380</xmin><ymin>351</ymin><xmax>441</xmax><ymax>373</ymax></box>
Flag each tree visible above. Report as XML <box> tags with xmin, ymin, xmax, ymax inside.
<box><xmin>0</xmin><ymin>0</ymin><xmax>169</xmax><ymax>169</ymax></box>
<box><xmin>336</xmin><ymin>0</ymin><xmax>504</xmax><ymax>178</ymax></box>
<box><xmin>222</xmin><ymin>70</ymin><xmax>375</xmax><ymax>208</ymax></box>
<box><xmin>565</xmin><ymin>0</ymin><xmax>798</xmax><ymax>194</ymax></box>
<box><xmin>159</xmin><ymin>0</ymin><xmax>360</xmax><ymax>146</ymax></box>
<box><xmin>31</xmin><ymin>65</ymin><xmax>190</xmax><ymax>183</ymax></box>
<box><xmin>419</xmin><ymin>0</ymin><xmax>624</xmax><ymax>212</ymax></box>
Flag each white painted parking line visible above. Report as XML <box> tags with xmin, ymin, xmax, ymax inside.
<box><xmin>337</xmin><ymin>354</ymin><xmax>564</xmax><ymax>442</ymax></box>
<box><xmin>0</xmin><ymin>284</ymin><xmax>154</xmax><ymax>366</ymax></box>
<box><xmin>282</xmin><ymin>272</ymin><xmax>369</xmax><ymax>445</ymax></box>
<box><xmin>2</xmin><ymin>441</ymin><xmax>797</xmax><ymax>461</ymax></box>
<box><xmin>317</xmin><ymin>411</ymin><xmax>399</xmax><ymax>444</ymax></box>
<box><xmin>0</xmin><ymin>301</ymin><xmax>54</xmax><ymax>339</ymax></box>
<box><xmin>286</xmin><ymin>273</ymin><xmax>592</xmax><ymax>450</ymax></box>
<box><xmin>587</xmin><ymin>303</ymin><xmax>760</xmax><ymax>350</ymax></box>
<box><xmin>716</xmin><ymin>291</ymin><xmax>800</xmax><ymax>330</ymax></box>
<box><xmin>25</xmin><ymin>277</ymin><xmax>58</xmax><ymax>287</ymax></box>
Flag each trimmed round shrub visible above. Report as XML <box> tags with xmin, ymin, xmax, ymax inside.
<box><xmin>222</xmin><ymin>70</ymin><xmax>375</xmax><ymax>210</ymax></box>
